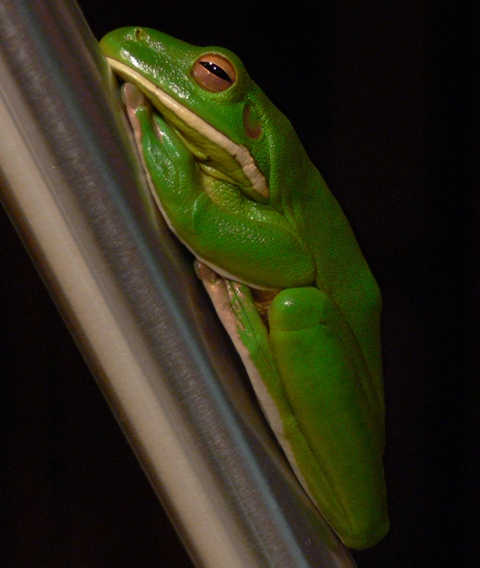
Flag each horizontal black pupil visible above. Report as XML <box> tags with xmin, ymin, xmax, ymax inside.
<box><xmin>200</xmin><ymin>61</ymin><xmax>231</xmax><ymax>82</ymax></box>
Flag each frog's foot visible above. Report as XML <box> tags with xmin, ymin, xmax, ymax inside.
<box><xmin>121</xmin><ymin>82</ymin><xmax>152</xmax><ymax>148</ymax></box>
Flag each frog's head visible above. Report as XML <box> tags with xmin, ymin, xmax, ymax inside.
<box><xmin>100</xmin><ymin>27</ymin><xmax>298</xmax><ymax>206</ymax></box>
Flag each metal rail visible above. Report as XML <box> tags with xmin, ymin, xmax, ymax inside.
<box><xmin>0</xmin><ymin>1</ymin><xmax>356</xmax><ymax>566</ymax></box>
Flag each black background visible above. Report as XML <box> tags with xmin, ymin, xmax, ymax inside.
<box><xmin>1</xmin><ymin>1</ymin><xmax>479</xmax><ymax>566</ymax></box>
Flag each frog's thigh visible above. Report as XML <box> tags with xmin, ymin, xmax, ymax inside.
<box><xmin>269</xmin><ymin>287</ymin><xmax>387</xmax><ymax>547</ymax></box>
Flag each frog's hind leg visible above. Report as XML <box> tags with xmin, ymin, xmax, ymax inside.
<box><xmin>269</xmin><ymin>287</ymin><xmax>388</xmax><ymax>549</ymax></box>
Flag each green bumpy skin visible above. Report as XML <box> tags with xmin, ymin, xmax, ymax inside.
<box><xmin>100</xmin><ymin>27</ymin><xmax>388</xmax><ymax>549</ymax></box>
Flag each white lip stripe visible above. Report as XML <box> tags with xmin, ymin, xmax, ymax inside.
<box><xmin>107</xmin><ymin>58</ymin><xmax>269</xmax><ymax>200</ymax></box>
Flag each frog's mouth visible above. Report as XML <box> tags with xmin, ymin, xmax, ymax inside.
<box><xmin>106</xmin><ymin>57</ymin><xmax>269</xmax><ymax>203</ymax></box>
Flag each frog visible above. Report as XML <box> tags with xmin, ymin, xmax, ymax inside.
<box><xmin>100</xmin><ymin>27</ymin><xmax>388</xmax><ymax>549</ymax></box>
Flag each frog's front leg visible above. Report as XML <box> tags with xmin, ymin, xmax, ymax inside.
<box><xmin>198</xmin><ymin>263</ymin><xmax>388</xmax><ymax>550</ymax></box>
<box><xmin>123</xmin><ymin>82</ymin><xmax>202</xmax><ymax>224</ymax></box>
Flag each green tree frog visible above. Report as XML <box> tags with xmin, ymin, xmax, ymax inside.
<box><xmin>100</xmin><ymin>27</ymin><xmax>388</xmax><ymax>549</ymax></box>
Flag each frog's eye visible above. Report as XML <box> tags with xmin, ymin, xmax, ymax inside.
<box><xmin>193</xmin><ymin>54</ymin><xmax>236</xmax><ymax>92</ymax></box>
